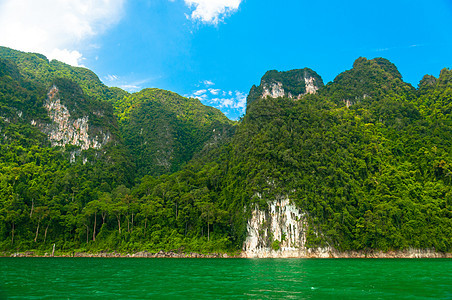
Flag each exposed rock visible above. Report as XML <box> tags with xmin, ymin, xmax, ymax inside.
<box><xmin>303</xmin><ymin>76</ymin><xmax>319</xmax><ymax>95</ymax></box>
<box><xmin>39</xmin><ymin>85</ymin><xmax>112</xmax><ymax>150</ymax></box>
<box><xmin>262</xmin><ymin>82</ymin><xmax>285</xmax><ymax>98</ymax></box>
<box><xmin>132</xmin><ymin>251</ymin><xmax>152</xmax><ymax>257</ymax></box>
<box><xmin>243</xmin><ymin>198</ymin><xmax>309</xmax><ymax>258</ymax></box>
<box><xmin>246</xmin><ymin>68</ymin><xmax>324</xmax><ymax>108</ymax></box>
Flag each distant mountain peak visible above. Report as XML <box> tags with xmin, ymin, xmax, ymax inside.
<box><xmin>246</xmin><ymin>68</ymin><xmax>324</xmax><ymax>108</ymax></box>
<box><xmin>323</xmin><ymin>57</ymin><xmax>414</xmax><ymax>106</ymax></box>
<box><xmin>352</xmin><ymin>57</ymin><xmax>402</xmax><ymax>79</ymax></box>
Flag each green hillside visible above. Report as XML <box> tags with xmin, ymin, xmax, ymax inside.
<box><xmin>113</xmin><ymin>88</ymin><xmax>235</xmax><ymax>177</ymax></box>
<box><xmin>0</xmin><ymin>48</ymin><xmax>450</xmax><ymax>254</ymax></box>
<box><xmin>0</xmin><ymin>46</ymin><xmax>128</xmax><ymax>104</ymax></box>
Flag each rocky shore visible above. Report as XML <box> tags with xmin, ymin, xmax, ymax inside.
<box><xmin>241</xmin><ymin>247</ymin><xmax>452</xmax><ymax>258</ymax></box>
<box><xmin>5</xmin><ymin>250</ymin><xmax>234</xmax><ymax>258</ymax></box>
<box><xmin>3</xmin><ymin>248</ymin><xmax>451</xmax><ymax>258</ymax></box>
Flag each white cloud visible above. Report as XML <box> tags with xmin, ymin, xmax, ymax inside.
<box><xmin>209</xmin><ymin>88</ymin><xmax>220</xmax><ymax>95</ymax></box>
<box><xmin>0</xmin><ymin>0</ymin><xmax>125</xmax><ymax>66</ymax></box>
<box><xmin>118</xmin><ymin>84</ymin><xmax>141</xmax><ymax>92</ymax></box>
<box><xmin>234</xmin><ymin>91</ymin><xmax>247</xmax><ymax>109</ymax></box>
<box><xmin>211</xmin><ymin>91</ymin><xmax>246</xmax><ymax>109</ymax></box>
<box><xmin>184</xmin><ymin>0</ymin><xmax>242</xmax><ymax>24</ymax></box>
<box><xmin>203</xmin><ymin>80</ymin><xmax>215</xmax><ymax>86</ymax></box>
<box><xmin>189</xmin><ymin>84</ymin><xmax>247</xmax><ymax>119</ymax></box>
<box><xmin>113</xmin><ymin>77</ymin><xmax>154</xmax><ymax>93</ymax></box>
<box><xmin>49</xmin><ymin>48</ymin><xmax>84</xmax><ymax>67</ymax></box>
<box><xmin>193</xmin><ymin>89</ymin><xmax>207</xmax><ymax>96</ymax></box>
<box><xmin>105</xmin><ymin>74</ymin><xmax>120</xmax><ymax>81</ymax></box>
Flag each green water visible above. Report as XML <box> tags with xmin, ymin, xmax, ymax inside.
<box><xmin>0</xmin><ymin>258</ymin><xmax>450</xmax><ymax>299</ymax></box>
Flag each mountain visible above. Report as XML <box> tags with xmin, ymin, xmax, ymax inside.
<box><xmin>0</xmin><ymin>47</ymin><xmax>234</xmax><ymax>177</ymax></box>
<box><xmin>113</xmin><ymin>88</ymin><xmax>235</xmax><ymax>177</ymax></box>
<box><xmin>0</xmin><ymin>46</ymin><xmax>128</xmax><ymax>104</ymax></box>
<box><xmin>246</xmin><ymin>68</ymin><xmax>324</xmax><ymax>107</ymax></box>
<box><xmin>0</xmin><ymin>47</ymin><xmax>450</xmax><ymax>257</ymax></box>
<box><xmin>321</xmin><ymin>57</ymin><xmax>416</xmax><ymax>107</ymax></box>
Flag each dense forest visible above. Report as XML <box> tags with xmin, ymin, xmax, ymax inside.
<box><xmin>0</xmin><ymin>47</ymin><xmax>450</xmax><ymax>254</ymax></box>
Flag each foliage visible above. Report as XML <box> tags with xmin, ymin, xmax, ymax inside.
<box><xmin>0</xmin><ymin>46</ymin><xmax>128</xmax><ymax>104</ymax></box>
<box><xmin>0</xmin><ymin>50</ymin><xmax>451</xmax><ymax>254</ymax></box>
<box><xmin>112</xmin><ymin>88</ymin><xmax>236</xmax><ymax>177</ymax></box>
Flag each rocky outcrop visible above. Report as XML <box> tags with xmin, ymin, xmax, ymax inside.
<box><xmin>243</xmin><ymin>198</ymin><xmax>310</xmax><ymax>258</ymax></box>
<box><xmin>40</xmin><ymin>85</ymin><xmax>111</xmax><ymax>150</ymax></box>
<box><xmin>246</xmin><ymin>68</ymin><xmax>324</xmax><ymax>107</ymax></box>
<box><xmin>304</xmin><ymin>76</ymin><xmax>320</xmax><ymax>95</ymax></box>
<box><xmin>262</xmin><ymin>81</ymin><xmax>285</xmax><ymax>98</ymax></box>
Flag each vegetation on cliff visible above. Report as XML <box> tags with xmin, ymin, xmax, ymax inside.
<box><xmin>0</xmin><ymin>47</ymin><xmax>450</xmax><ymax>254</ymax></box>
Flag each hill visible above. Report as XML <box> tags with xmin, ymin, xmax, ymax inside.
<box><xmin>113</xmin><ymin>88</ymin><xmax>235</xmax><ymax>177</ymax></box>
<box><xmin>0</xmin><ymin>48</ymin><xmax>450</xmax><ymax>256</ymax></box>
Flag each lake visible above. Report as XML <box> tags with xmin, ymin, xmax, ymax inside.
<box><xmin>0</xmin><ymin>258</ymin><xmax>450</xmax><ymax>299</ymax></box>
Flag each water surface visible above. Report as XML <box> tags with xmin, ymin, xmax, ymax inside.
<box><xmin>0</xmin><ymin>258</ymin><xmax>450</xmax><ymax>299</ymax></box>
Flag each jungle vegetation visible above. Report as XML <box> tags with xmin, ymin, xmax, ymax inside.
<box><xmin>0</xmin><ymin>47</ymin><xmax>450</xmax><ymax>254</ymax></box>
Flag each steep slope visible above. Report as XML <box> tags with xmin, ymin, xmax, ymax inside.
<box><xmin>0</xmin><ymin>57</ymin><xmax>49</xmax><ymax>147</ymax></box>
<box><xmin>0</xmin><ymin>57</ymin><xmax>122</xmax><ymax>153</ymax></box>
<box><xmin>0</xmin><ymin>57</ymin><xmax>135</xmax><ymax>250</ymax></box>
<box><xmin>113</xmin><ymin>88</ymin><xmax>236</xmax><ymax>177</ymax></box>
<box><xmin>99</xmin><ymin>58</ymin><xmax>450</xmax><ymax>255</ymax></box>
<box><xmin>416</xmin><ymin>68</ymin><xmax>452</xmax><ymax>121</ymax></box>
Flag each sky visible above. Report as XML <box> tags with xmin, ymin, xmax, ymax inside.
<box><xmin>0</xmin><ymin>0</ymin><xmax>452</xmax><ymax>120</ymax></box>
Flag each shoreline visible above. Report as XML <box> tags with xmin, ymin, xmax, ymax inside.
<box><xmin>2</xmin><ymin>249</ymin><xmax>451</xmax><ymax>258</ymax></box>
<box><xmin>242</xmin><ymin>249</ymin><xmax>452</xmax><ymax>259</ymax></box>
<box><xmin>4</xmin><ymin>250</ymin><xmax>234</xmax><ymax>258</ymax></box>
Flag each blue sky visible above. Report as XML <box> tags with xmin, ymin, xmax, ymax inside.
<box><xmin>1</xmin><ymin>0</ymin><xmax>451</xmax><ymax>119</ymax></box>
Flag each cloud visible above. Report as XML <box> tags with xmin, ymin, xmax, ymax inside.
<box><xmin>0</xmin><ymin>0</ymin><xmax>125</xmax><ymax>66</ymax></box>
<box><xmin>209</xmin><ymin>88</ymin><xmax>220</xmax><ymax>95</ymax></box>
<box><xmin>49</xmin><ymin>49</ymin><xmax>84</xmax><ymax>67</ymax></box>
<box><xmin>193</xmin><ymin>89</ymin><xmax>207</xmax><ymax>96</ymax></box>
<box><xmin>105</xmin><ymin>74</ymin><xmax>120</xmax><ymax>81</ymax></box>
<box><xmin>203</xmin><ymin>80</ymin><xmax>215</xmax><ymax>86</ymax></box>
<box><xmin>115</xmin><ymin>77</ymin><xmax>153</xmax><ymax>92</ymax></box>
<box><xmin>211</xmin><ymin>91</ymin><xmax>246</xmax><ymax>109</ymax></box>
<box><xmin>184</xmin><ymin>0</ymin><xmax>242</xmax><ymax>24</ymax></box>
<box><xmin>188</xmin><ymin>82</ymin><xmax>247</xmax><ymax>119</ymax></box>
<box><xmin>118</xmin><ymin>84</ymin><xmax>141</xmax><ymax>92</ymax></box>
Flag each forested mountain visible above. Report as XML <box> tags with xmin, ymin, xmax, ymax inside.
<box><xmin>112</xmin><ymin>88</ymin><xmax>235</xmax><ymax>177</ymax></box>
<box><xmin>0</xmin><ymin>46</ymin><xmax>128</xmax><ymax>104</ymax></box>
<box><xmin>0</xmin><ymin>47</ymin><xmax>450</xmax><ymax>255</ymax></box>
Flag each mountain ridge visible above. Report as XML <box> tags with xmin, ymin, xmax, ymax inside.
<box><xmin>0</xmin><ymin>46</ymin><xmax>450</xmax><ymax>256</ymax></box>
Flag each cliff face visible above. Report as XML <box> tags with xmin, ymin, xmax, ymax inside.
<box><xmin>40</xmin><ymin>85</ymin><xmax>111</xmax><ymax>150</ymax></box>
<box><xmin>243</xmin><ymin>198</ymin><xmax>310</xmax><ymax>258</ymax></box>
<box><xmin>246</xmin><ymin>68</ymin><xmax>324</xmax><ymax>107</ymax></box>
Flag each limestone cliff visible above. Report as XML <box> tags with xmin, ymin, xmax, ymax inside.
<box><xmin>243</xmin><ymin>198</ymin><xmax>309</xmax><ymax>258</ymax></box>
<box><xmin>242</xmin><ymin>198</ymin><xmax>334</xmax><ymax>258</ymax></box>
<box><xmin>246</xmin><ymin>68</ymin><xmax>324</xmax><ymax>107</ymax></box>
<box><xmin>35</xmin><ymin>82</ymin><xmax>113</xmax><ymax>150</ymax></box>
